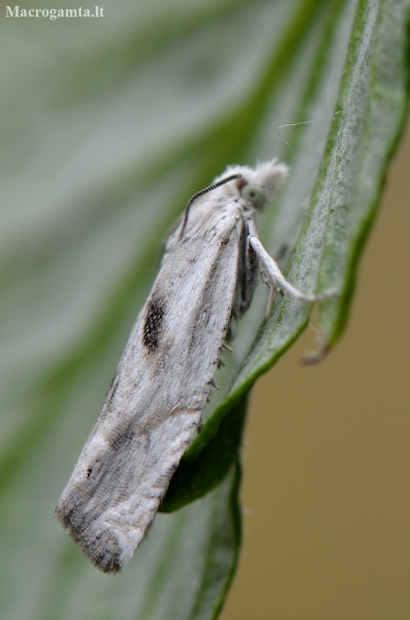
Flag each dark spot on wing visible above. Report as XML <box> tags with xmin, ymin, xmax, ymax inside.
<box><xmin>108</xmin><ymin>419</ymin><xmax>136</xmax><ymax>451</ymax></box>
<box><xmin>106</xmin><ymin>375</ymin><xmax>119</xmax><ymax>404</ymax></box>
<box><xmin>143</xmin><ymin>296</ymin><xmax>166</xmax><ymax>352</ymax></box>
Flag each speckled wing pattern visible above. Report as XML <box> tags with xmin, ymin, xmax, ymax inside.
<box><xmin>54</xmin><ymin>160</ymin><xmax>289</xmax><ymax>572</ymax></box>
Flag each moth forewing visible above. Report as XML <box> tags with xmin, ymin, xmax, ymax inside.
<box><xmin>55</xmin><ymin>159</ymin><xmax>324</xmax><ymax>573</ymax></box>
<box><xmin>55</xmin><ymin>193</ymin><xmax>245</xmax><ymax>573</ymax></box>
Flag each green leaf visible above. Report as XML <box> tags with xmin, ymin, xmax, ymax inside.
<box><xmin>1</xmin><ymin>0</ymin><xmax>409</xmax><ymax>618</ymax></box>
<box><xmin>163</xmin><ymin>0</ymin><xmax>410</xmax><ymax>510</ymax></box>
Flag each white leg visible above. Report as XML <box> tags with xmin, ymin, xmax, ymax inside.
<box><xmin>248</xmin><ymin>235</ymin><xmax>332</xmax><ymax>315</ymax></box>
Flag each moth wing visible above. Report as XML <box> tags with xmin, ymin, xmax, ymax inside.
<box><xmin>55</xmin><ymin>203</ymin><xmax>244</xmax><ymax>572</ymax></box>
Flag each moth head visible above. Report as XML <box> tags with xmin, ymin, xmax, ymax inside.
<box><xmin>240</xmin><ymin>183</ymin><xmax>267</xmax><ymax>210</ymax></box>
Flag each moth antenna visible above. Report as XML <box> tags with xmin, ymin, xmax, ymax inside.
<box><xmin>180</xmin><ymin>174</ymin><xmax>242</xmax><ymax>238</ymax></box>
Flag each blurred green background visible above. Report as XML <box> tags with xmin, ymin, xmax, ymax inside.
<box><xmin>1</xmin><ymin>0</ymin><xmax>409</xmax><ymax>618</ymax></box>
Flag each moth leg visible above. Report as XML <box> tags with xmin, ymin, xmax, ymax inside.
<box><xmin>248</xmin><ymin>235</ymin><xmax>331</xmax><ymax>316</ymax></box>
<box><xmin>240</xmin><ymin>226</ymin><xmax>259</xmax><ymax>315</ymax></box>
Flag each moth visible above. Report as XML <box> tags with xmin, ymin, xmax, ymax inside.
<box><xmin>55</xmin><ymin>160</ymin><xmax>327</xmax><ymax>572</ymax></box>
